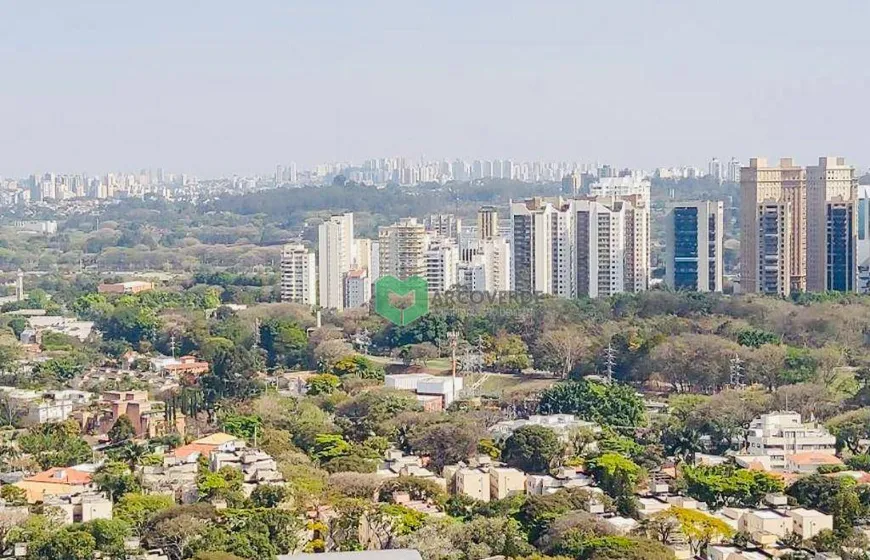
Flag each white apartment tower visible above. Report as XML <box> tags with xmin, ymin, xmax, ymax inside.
<box><xmin>588</xmin><ymin>177</ymin><xmax>650</xmax><ymax>292</ymax></box>
<box><xmin>280</xmin><ymin>244</ymin><xmax>317</xmax><ymax>306</ymax></box>
<box><xmin>664</xmin><ymin>201</ymin><xmax>724</xmax><ymax>292</ymax></box>
<box><xmin>424</xmin><ymin>238</ymin><xmax>460</xmax><ymax>294</ymax></box>
<box><xmin>318</xmin><ymin>213</ymin><xmax>355</xmax><ymax>310</ymax></box>
<box><xmin>378</xmin><ymin>218</ymin><xmax>428</xmax><ymax>280</ymax></box>
<box><xmin>510</xmin><ymin>197</ymin><xmax>574</xmax><ymax>296</ymax></box>
<box><xmin>574</xmin><ymin>198</ymin><xmax>627</xmax><ymax>298</ymax></box>
<box><xmin>806</xmin><ymin>157</ymin><xmax>857</xmax><ymax>293</ymax></box>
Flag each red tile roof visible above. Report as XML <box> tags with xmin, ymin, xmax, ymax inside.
<box><xmin>25</xmin><ymin>467</ymin><xmax>92</xmax><ymax>485</ymax></box>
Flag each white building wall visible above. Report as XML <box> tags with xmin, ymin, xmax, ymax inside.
<box><xmin>318</xmin><ymin>213</ymin><xmax>354</xmax><ymax>310</ymax></box>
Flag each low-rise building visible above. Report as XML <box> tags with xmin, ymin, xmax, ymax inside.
<box><xmin>210</xmin><ymin>447</ymin><xmax>284</xmax><ymax>495</ymax></box>
<box><xmin>23</xmin><ymin>316</ymin><xmax>94</xmax><ymax>342</ymax></box>
<box><xmin>745</xmin><ymin>412</ymin><xmax>837</xmax><ymax>471</ymax></box>
<box><xmin>15</xmin><ymin>465</ymin><xmax>95</xmax><ymax>503</ymax></box>
<box><xmin>490</xmin><ymin>466</ymin><xmax>526</xmax><ymax>500</ymax></box>
<box><xmin>787</xmin><ymin>508</ymin><xmax>834</xmax><ymax>540</ymax></box>
<box><xmin>785</xmin><ymin>452</ymin><xmax>843</xmax><ymax>474</ymax></box>
<box><xmin>384</xmin><ymin>374</ymin><xmax>463</xmax><ymax>408</ymax></box>
<box><xmin>97</xmin><ymin>280</ymin><xmax>154</xmax><ymax>295</ymax></box>
<box><xmin>100</xmin><ymin>390</ymin><xmax>186</xmax><ymax>438</ymax></box>
<box><xmin>0</xmin><ymin>387</ymin><xmax>91</xmax><ymax>426</ymax></box>
<box><xmin>739</xmin><ymin>509</ymin><xmax>792</xmax><ymax>539</ymax></box>
<box><xmin>150</xmin><ymin>355</ymin><xmax>210</xmax><ymax>377</ymax></box>
<box><xmin>45</xmin><ymin>492</ymin><xmax>113</xmax><ymax>524</ymax></box>
<box><xmin>489</xmin><ymin>414</ymin><xmax>601</xmax><ymax>442</ymax></box>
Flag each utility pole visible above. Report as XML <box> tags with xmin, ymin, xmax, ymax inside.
<box><xmin>447</xmin><ymin>331</ymin><xmax>459</xmax><ymax>402</ymax></box>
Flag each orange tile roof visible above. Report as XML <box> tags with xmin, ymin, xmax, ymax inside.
<box><xmin>26</xmin><ymin>467</ymin><xmax>92</xmax><ymax>485</ymax></box>
<box><xmin>787</xmin><ymin>452</ymin><xmax>843</xmax><ymax>466</ymax></box>
<box><xmin>173</xmin><ymin>443</ymin><xmax>216</xmax><ymax>460</ymax></box>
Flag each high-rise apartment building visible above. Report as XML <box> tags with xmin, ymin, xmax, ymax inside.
<box><xmin>806</xmin><ymin>157</ymin><xmax>857</xmax><ymax>292</ymax></box>
<box><xmin>280</xmin><ymin>244</ymin><xmax>317</xmax><ymax>306</ymax></box>
<box><xmin>425</xmin><ymin>214</ymin><xmax>461</xmax><ymax>239</ymax></box>
<box><xmin>561</xmin><ymin>173</ymin><xmax>580</xmax><ymax>196</ymax></box>
<box><xmin>573</xmin><ymin>198</ymin><xmax>627</xmax><ymax>299</ymax></box>
<box><xmin>477</xmin><ymin>206</ymin><xmax>498</xmax><ymax>240</ymax></box>
<box><xmin>740</xmin><ymin>158</ymin><xmax>806</xmax><ymax>295</ymax></box>
<box><xmin>857</xmin><ymin>185</ymin><xmax>870</xmax><ymax>293</ymax></box>
<box><xmin>510</xmin><ymin>198</ymin><xmax>574</xmax><ymax>296</ymax></box>
<box><xmin>726</xmin><ymin>157</ymin><xmax>741</xmax><ymax>183</ymax></box>
<box><xmin>318</xmin><ymin>213</ymin><xmax>355</xmax><ymax>310</ymax></box>
<box><xmin>708</xmin><ymin>158</ymin><xmax>722</xmax><ymax>182</ymax></box>
<box><xmin>588</xmin><ymin>178</ymin><xmax>650</xmax><ymax>293</ymax></box>
<box><xmin>664</xmin><ymin>201</ymin><xmax>724</xmax><ymax>292</ymax></box>
<box><xmin>424</xmin><ymin>238</ymin><xmax>460</xmax><ymax>294</ymax></box>
<box><xmin>378</xmin><ymin>218</ymin><xmax>428</xmax><ymax>280</ymax></box>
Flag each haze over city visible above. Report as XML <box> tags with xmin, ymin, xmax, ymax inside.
<box><xmin>3</xmin><ymin>0</ymin><xmax>870</xmax><ymax>176</ymax></box>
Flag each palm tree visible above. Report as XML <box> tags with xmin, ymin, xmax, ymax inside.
<box><xmin>112</xmin><ymin>442</ymin><xmax>149</xmax><ymax>468</ymax></box>
<box><xmin>666</xmin><ymin>426</ymin><xmax>703</xmax><ymax>465</ymax></box>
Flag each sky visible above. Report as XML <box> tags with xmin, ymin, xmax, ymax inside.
<box><xmin>2</xmin><ymin>0</ymin><xmax>870</xmax><ymax>177</ymax></box>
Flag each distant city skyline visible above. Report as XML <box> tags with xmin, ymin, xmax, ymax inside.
<box><xmin>3</xmin><ymin>1</ymin><xmax>870</xmax><ymax>176</ymax></box>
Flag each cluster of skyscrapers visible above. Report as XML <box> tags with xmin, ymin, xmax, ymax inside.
<box><xmin>739</xmin><ymin>156</ymin><xmax>859</xmax><ymax>296</ymax></box>
<box><xmin>281</xmin><ymin>175</ymin><xmax>726</xmax><ymax>309</ymax></box>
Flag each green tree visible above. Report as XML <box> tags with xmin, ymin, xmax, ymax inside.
<box><xmin>108</xmin><ymin>414</ymin><xmax>136</xmax><ymax>443</ymax></box>
<box><xmin>93</xmin><ymin>461</ymin><xmax>141</xmax><ymax>502</ymax></box>
<box><xmin>331</xmin><ymin>355</ymin><xmax>385</xmax><ymax>380</ymax></box>
<box><xmin>28</xmin><ymin>528</ymin><xmax>96</xmax><ymax>560</ymax></box>
<box><xmin>17</xmin><ymin>420</ymin><xmax>92</xmax><ymax>469</ymax></box>
<box><xmin>250</xmin><ymin>484</ymin><xmax>289</xmax><ymax>508</ymax></box>
<box><xmin>586</xmin><ymin>452</ymin><xmax>645</xmax><ymax>515</ymax></box>
<box><xmin>259</xmin><ymin>318</ymin><xmax>308</xmax><ymax>368</ymax></box>
<box><xmin>787</xmin><ymin>474</ymin><xmax>865</xmax><ymax>535</ymax></box>
<box><xmin>538</xmin><ymin>380</ymin><xmax>645</xmax><ymax>430</ymax></box>
<box><xmin>306</xmin><ymin>373</ymin><xmax>341</xmax><ymax>396</ymax></box>
<box><xmin>407</xmin><ymin>416</ymin><xmax>485</xmax><ymax>471</ymax></box>
<box><xmin>827</xmin><ymin>408</ymin><xmax>870</xmax><ymax>454</ymax></box>
<box><xmin>220</xmin><ymin>414</ymin><xmax>263</xmax><ymax>442</ymax></box>
<box><xmin>0</xmin><ymin>485</ymin><xmax>26</xmax><ymax>506</ymax></box>
<box><xmin>311</xmin><ymin>434</ymin><xmax>352</xmax><ymax>463</ymax></box>
<box><xmin>502</xmin><ymin>425</ymin><xmax>562</xmax><ymax>474</ymax></box>
<box><xmin>650</xmin><ymin>507</ymin><xmax>734</xmax><ymax>555</ymax></box>
<box><xmin>114</xmin><ymin>493</ymin><xmax>174</xmax><ymax>531</ymax></box>
<box><xmin>681</xmin><ymin>464</ymin><xmax>784</xmax><ymax>508</ymax></box>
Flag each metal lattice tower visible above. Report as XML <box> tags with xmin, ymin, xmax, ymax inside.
<box><xmin>729</xmin><ymin>354</ymin><xmax>745</xmax><ymax>389</ymax></box>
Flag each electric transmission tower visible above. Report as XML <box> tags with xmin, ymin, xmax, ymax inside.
<box><xmin>729</xmin><ymin>354</ymin><xmax>745</xmax><ymax>389</ymax></box>
<box><xmin>603</xmin><ymin>343</ymin><xmax>616</xmax><ymax>383</ymax></box>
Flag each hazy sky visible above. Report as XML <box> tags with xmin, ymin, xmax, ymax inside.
<box><xmin>2</xmin><ymin>1</ymin><xmax>870</xmax><ymax>177</ymax></box>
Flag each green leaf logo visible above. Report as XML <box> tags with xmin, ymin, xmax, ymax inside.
<box><xmin>374</xmin><ymin>275</ymin><xmax>429</xmax><ymax>326</ymax></box>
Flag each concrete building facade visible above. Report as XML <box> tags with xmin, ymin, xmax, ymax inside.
<box><xmin>806</xmin><ymin>156</ymin><xmax>857</xmax><ymax>292</ymax></box>
<box><xmin>318</xmin><ymin>213</ymin><xmax>355</xmax><ymax>310</ymax></box>
<box><xmin>280</xmin><ymin>243</ymin><xmax>317</xmax><ymax>306</ymax></box>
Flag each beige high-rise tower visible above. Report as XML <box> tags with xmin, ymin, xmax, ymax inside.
<box><xmin>806</xmin><ymin>157</ymin><xmax>857</xmax><ymax>292</ymax></box>
<box><xmin>740</xmin><ymin>158</ymin><xmax>805</xmax><ymax>295</ymax></box>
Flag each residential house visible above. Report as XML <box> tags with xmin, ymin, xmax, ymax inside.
<box><xmin>15</xmin><ymin>465</ymin><xmax>95</xmax><ymax>503</ymax></box>
<box><xmin>785</xmin><ymin>452</ymin><xmax>843</xmax><ymax>474</ymax></box>
<box><xmin>44</xmin><ymin>492</ymin><xmax>113</xmax><ymax>524</ymax></box>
